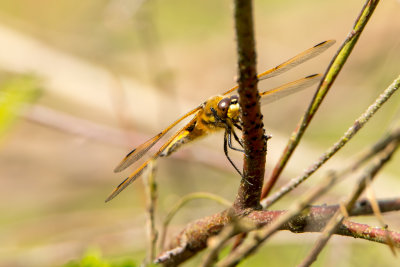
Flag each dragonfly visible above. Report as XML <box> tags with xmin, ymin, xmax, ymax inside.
<box><xmin>106</xmin><ymin>39</ymin><xmax>336</xmax><ymax>202</ymax></box>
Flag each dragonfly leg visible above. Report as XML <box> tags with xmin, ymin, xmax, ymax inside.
<box><xmin>210</xmin><ymin>107</ymin><xmax>244</xmax><ymax>150</ymax></box>
<box><xmin>264</xmin><ymin>133</ymin><xmax>272</xmax><ymax>141</ymax></box>
<box><xmin>233</xmin><ymin>123</ymin><xmax>242</xmax><ymax>131</ymax></box>
<box><xmin>224</xmin><ymin>130</ymin><xmax>253</xmax><ymax>186</ymax></box>
<box><xmin>228</xmin><ymin>128</ymin><xmax>244</xmax><ymax>152</ymax></box>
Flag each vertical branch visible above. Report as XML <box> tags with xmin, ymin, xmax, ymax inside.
<box><xmin>233</xmin><ymin>0</ymin><xmax>266</xmax><ymax>211</ymax></box>
<box><xmin>261</xmin><ymin>0</ymin><xmax>381</xmax><ymax>199</ymax></box>
<box><xmin>143</xmin><ymin>160</ymin><xmax>158</xmax><ymax>263</ymax></box>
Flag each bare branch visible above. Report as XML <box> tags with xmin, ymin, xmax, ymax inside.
<box><xmin>233</xmin><ymin>0</ymin><xmax>266</xmax><ymax>210</ymax></box>
<box><xmin>216</xmin><ymin>174</ymin><xmax>337</xmax><ymax>267</ymax></box>
<box><xmin>155</xmin><ymin>211</ymin><xmax>230</xmax><ymax>266</ymax></box>
<box><xmin>159</xmin><ymin>193</ymin><xmax>231</xmax><ymax>251</ymax></box>
<box><xmin>155</xmin><ymin>197</ymin><xmax>400</xmax><ymax>265</ymax></box>
<box><xmin>365</xmin><ymin>179</ymin><xmax>397</xmax><ymax>255</ymax></box>
<box><xmin>201</xmin><ymin>223</ymin><xmax>237</xmax><ymax>267</ymax></box>
<box><xmin>298</xmin><ymin>139</ymin><xmax>399</xmax><ymax>267</ymax></box>
<box><xmin>340</xmin><ymin>220</ymin><xmax>400</xmax><ymax>247</ymax></box>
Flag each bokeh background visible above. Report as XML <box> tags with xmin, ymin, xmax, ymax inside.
<box><xmin>0</xmin><ymin>0</ymin><xmax>399</xmax><ymax>266</ymax></box>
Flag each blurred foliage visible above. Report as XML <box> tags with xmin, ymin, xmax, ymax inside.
<box><xmin>0</xmin><ymin>74</ymin><xmax>41</xmax><ymax>140</ymax></box>
<box><xmin>62</xmin><ymin>249</ymin><xmax>137</xmax><ymax>267</ymax></box>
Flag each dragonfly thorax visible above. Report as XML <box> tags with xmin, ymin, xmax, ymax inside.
<box><xmin>226</xmin><ymin>95</ymin><xmax>240</xmax><ymax>122</ymax></box>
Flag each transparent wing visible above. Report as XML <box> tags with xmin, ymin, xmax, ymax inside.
<box><xmin>109</xmin><ymin>40</ymin><xmax>335</xmax><ymax>200</ymax></box>
<box><xmin>222</xmin><ymin>40</ymin><xmax>335</xmax><ymax>95</ymax></box>
<box><xmin>107</xmin><ymin>120</ymin><xmax>197</xmax><ymax>202</ymax></box>
<box><xmin>113</xmin><ymin>105</ymin><xmax>202</xmax><ymax>173</ymax></box>
<box><xmin>113</xmin><ymin>134</ymin><xmax>162</xmax><ymax>172</ymax></box>
<box><xmin>107</xmin><ymin>161</ymin><xmax>149</xmax><ymax>202</ymax></box>
<box><xmin>258</xmin><ymin>40</ymin><xmax>335</xmax><ymax>81</ymax></box>
<box><xmin>260</xmin><ymin>74</ymin><xmax>322</xmax><ymax>104</ymax></box>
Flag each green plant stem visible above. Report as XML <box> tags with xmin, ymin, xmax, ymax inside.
<box><xmin>262</xmin><ymin>74</ymin><xmax>400</xmax><ymax>208</ymax></box>
<box><xmin>261</xmin><ymin>0</ymin><xmax>381</xmax><ymax>199</ymax></box>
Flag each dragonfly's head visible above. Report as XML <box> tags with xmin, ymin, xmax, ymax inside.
<box><xmin>217</xmin><ymin>95</ymin><xmax>240</xmax><ymax>122</ymax></box>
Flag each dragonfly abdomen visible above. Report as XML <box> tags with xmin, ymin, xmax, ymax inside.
<box><xmin>160</xmin><ymin>114</ymin><xmax>223</xmax><ymax>157</ymax></box>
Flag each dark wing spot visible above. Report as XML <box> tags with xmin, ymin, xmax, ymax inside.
<box><xmin>314</xmin><ymin>40</ymin><xmax>327</xmax><ymax>47</ymax></box>
<box><xmin>305</xmin><ymin>73</ymin><xmax>319</xmax><ymax>78</ymax></box>
<box><xmin>117</xmin><ymin>176</ymin><xmax>130</xmax><ymax>188</ymax></box>
<box><xmin>125</xmin><ymin>148</ymin><xmax>136</xmax><ymax>157</ymax></box>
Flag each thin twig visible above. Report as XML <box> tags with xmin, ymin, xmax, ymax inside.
<box><xmin>298</xmin><ymin>139</ymin><xmax>399</xmax><ymax>267</ymax></box>
<box><xmin>201</xmin><ymin>223</ymin><xmax>236</xmax><ymax>267</ymax></box>
<box><xmin>340</xmin><ymin>127</ymin><xmax>400</xmax><ymax>176</ymax></box>
<box><xmin>365</xmin><ymin>178</ymin><xmax>397</xmax><ymax>255</ymax></box>
<box><xmin>216</xmin><ymin>174</ymin><xmax>337</xmax><ymax>267</ymax></box>
<box><xmin>350</xmin><ymin>198</ymin><xmax>400</xmax><ymax>216</ymax></box>
<box><xmin>159</xmin><ymin>192</ymin><xmax>231</xmax><ymax>251</ymax></box>
<box><xmin>155</xmin><ymin>211</ymin><xmax>231</xmax><ymax>266</ymax></box>
<box><xmin>143</xmin><ymin>160</ymin><xmax>158</xmax><ymax>263</ymax></box>
<box><xmin>262</xmin><ymin>74</ymin><xmax>400</xmax><ymax>208</ymax></box>
<box><xmin>261</xmin><ymin>0</ymin><xmax>381</xmax><ymax>199</ymax></box>
<box><xmin>340</xmin><ymin>220</ymin><xmax>400</xmax><ymax>247</ymax></box>
<box><xmin>155</xmin><ymin>197</ymin><xmax>400</xmax><ymax>265</ymax></box>
<box><xmin>202</xmin><ymin>198</ymin><xmax>400</xmax><ymax>266</ymax></box>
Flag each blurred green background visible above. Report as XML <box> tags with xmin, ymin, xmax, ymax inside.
<box><xmin>0</xmin><ymin>0</ymin><xmax>399</xmax><ymax>266</ymax></box>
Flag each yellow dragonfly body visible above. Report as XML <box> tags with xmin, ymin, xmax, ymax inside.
<box><xmin>106</xmin><ymin>40</ymin><xmax>335</xmax><ymax>202</ymax></box>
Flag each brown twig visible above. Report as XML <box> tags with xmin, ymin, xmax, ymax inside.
<box><xmin>261</xmin><ymin>0</ymin><xmax>381</xmax><ymax>200</ymax></box>
<box><xmin>233</xmin><ymin>0</ymin><xmax>266</xmax><ymax>211</ymax></box>
<box><xmin>159</xmin><ymin>192</ymin><xmax>231</xmax><ymax>251</ymax></box>
<box><xmin>340</xmin><ymin>220</ymin><xmax>400</xmax><ymax>247</ymax></box>
<box><xmin>298</xmin><ymin>139</ymin><xmax>399</xmax><ymax>267</ymax></box>
<box><xmin>348</xmin><ymin>198</ymin><xmax>400</xmax><ymax>216</ymax></box>
<box><xmin>216</xmin><ymin>173</ymin><xmax>337</xmax><ymax>267</ymax></box>
<box><xmin>201</xmin><ymin>218</ymin><xmax>244</xmax><ymax>267</ymax></box>
<box><xmin>155</xmin><ymin>211</ymin><xmax>231</xmax><ymax>266</ymax></box>
<box><xmin>365</xmin><ymin>179</ymin><xmax>397</xmax><ymax>255</ymax></box>
<box><xmin>155</xmin><ymin>197</ymin><xmax>400</xmax><ymax>265</ymax></box>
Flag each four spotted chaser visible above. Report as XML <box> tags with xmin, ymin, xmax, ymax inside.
<box><xmin>106</xmin><ymin>40</ymin><xmax>335</xmax><ymax>202</ymax></box>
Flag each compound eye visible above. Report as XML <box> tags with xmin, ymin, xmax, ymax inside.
<box><xmin>218</xmin><ymin>98</ymin><xmax>230</xmax><ymax>112</ymax></box>
<box><xmin>230</xmin><ymin>95</ymin><xmax>239</xmax><ymax>104</ymax></box>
